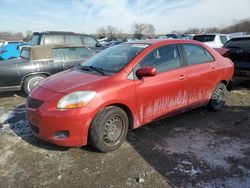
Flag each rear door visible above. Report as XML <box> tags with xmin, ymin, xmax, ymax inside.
<box><xmin>133</xmin><ymin>44</ymin><xmax>189</xmax><ymax>124</ymax></box>
<box><xmin>181</xmin><ymin>43</ymin><xmax>219</xmax><ymax>106</ymax></box>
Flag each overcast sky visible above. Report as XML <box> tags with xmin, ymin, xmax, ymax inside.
<box><xmin>0</xmin><ymin>0</ymin><xmax>250</xmax><ymax>34</ymax></box>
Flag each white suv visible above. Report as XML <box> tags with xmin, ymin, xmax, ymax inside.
<box><xmin>193</xmin><ymin>34</ymin><xmax>232</xmax><ymax>48</ymax></box>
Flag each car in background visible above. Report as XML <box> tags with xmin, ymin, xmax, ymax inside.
<box><xmin>0</xmin><ymin>41</ymin><xmax>29</xmax><ymax>60</ymax></box>
<box><xmin>215</xmin><ymin>36</ymin><xmax>250</xmax><ymax>80</ymax></box>
<box><xmin>0</xmin><ymin>44</ymin><xmax>94</xmax><ymax>94</ymax></box>
<box><xmin>193</xmin><ymin>34</ymin><xmax>232</xmax><ymax>48</ymax></box>
<box><xmin>98</xmin><ymin>37</ymin><xmax>122</xmax><ymax>47</ymax></box>
<box><xmin>0</xmin><ymin>40</ymin><xmax>5</xmax><ymax>47</ymax></box>
<box><xmin>26</xmin><ymin>39</ymin><xmax>233</xmax><ymax>152</ymax></box>
<box><xmin>165</xmin><ymin>34</ymin><xmax>182</xmax><ymax>39</ymax></box>
<box><xmin>31</xmin><ymin>31</ymin><xmax>106</xmax><ymax>53</ymax></box>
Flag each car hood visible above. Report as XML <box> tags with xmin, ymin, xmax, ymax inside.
<box><xmin>39</xmin><ymin>69</ymin><xmax>109</xmax><ymax>94</ymax></box>
<box><xmin>0</xmin><ymin>58</ymin><xmax>26</xmax><ymax>67</ymax></box>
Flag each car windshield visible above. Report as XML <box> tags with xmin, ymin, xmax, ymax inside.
<box><xmin>193</xmin><ymin>35</ymin><xmax>216</xmax><ymax>42</ymax></box>
<box><xmin>78</xmin><ymin>43</ymin><xmax>149</xmax><ymax>74</ymax></box>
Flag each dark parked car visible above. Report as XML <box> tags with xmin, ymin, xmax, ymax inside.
<box><xmin>0</xmin><ymin>44</ymin><xmax>94</xmax><ymax>94</ymax></box>
<box><xmin>31</xmin><ymin>31</ymin><xmax>106</xmax><ymax>53</ymax></box>
<box><xmin>215</xmin><ymin>36</ymin><xmax>250</xmax><ymax>79</ymax></box>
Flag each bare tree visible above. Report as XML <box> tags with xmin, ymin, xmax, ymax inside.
<box><xmin>24</xmin><ymin>30</ymin><xmax>33</xmax><ymax>42</ymax></box>
<box><xmin>96</xmin><ymin>25</ymin><xmax>119</xmax><ymax>39</ymax></box>
<box><xmin>96</xmin><ymin>26</ymin><xmax>106</xmax><ymax>38</ymax></box>
<box><xmin>132</xmin><ymin>23</ymin><xmax>155</xmax><ymax>39</ymax></box>
<box><xmin>144</xmin><ymin>24</ymin><xmax>155</xmax><ymax>38</ymax></box>
<box><xmin>132</xmin><ymin>23</ymin><xmax>146</xmax><ymax>39</ymax></box>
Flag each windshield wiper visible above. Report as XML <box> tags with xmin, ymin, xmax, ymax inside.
<box><xmin>78</xmin><ymin>65</ymin><xmax>106</xmax><ymax>75</ymax></box>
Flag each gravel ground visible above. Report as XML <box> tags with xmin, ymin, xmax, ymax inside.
<box><xmin>0</xmin><ymin>80</ymin><xmax>249</xmax><ymax>188</ymax></box>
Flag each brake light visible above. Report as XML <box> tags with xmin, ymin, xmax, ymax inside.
<box><xmin>215</xmin><ymin>48</ymin><xmax>230</xmax><ymax>58</ymax></box>
<box><xmin>0</xmin><ymin>50</ymin><xmax>7</xmax><ymax>54</ymax></box>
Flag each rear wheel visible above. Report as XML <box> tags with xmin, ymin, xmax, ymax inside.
<box><xmin>23</xmin><ymin>74</ymin><xmax>46</xmax><ymax>95</ymax></box>
<box><xmin>207</xmin><ymin>83</ymin><xmax>227</xmax><ymax>111</ymax></box>
<box><xmin>90</xmin><ymin>106</ymin><xmax>129</xmax><ymax>152</ymax></box>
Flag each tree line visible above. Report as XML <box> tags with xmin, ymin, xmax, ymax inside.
<box><xmin>0</xmin><ymin>18</ymin><xmax>249</xmax><ymax>41</ymax></box>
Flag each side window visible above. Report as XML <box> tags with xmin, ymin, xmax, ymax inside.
<box><xmin>52</xmin><ymin>49</ymin><xmax>64</xmax><ymax>63</ymax></box>
<box><xmin>220</xmin><ymin>36</ymin><xmax>228</xmax><ymax>45</ymax></box>
<box><xmin>44</xmin><ymin>35</ymin><xmax>65</xmax><ymax>44</ymax></box>
<box><xmin>66</xmin><ymin>35</ymin><xmax>83</xmax><ymax>45</ymax></box>
<box><xmin>82</xmin><ymin>36</ymin><xmax>97</xmax><ymax>47</ymax></box>
<box><xmin>139</xmin><ymin>45</ymin><xmax>181</xmax><ymax>73</ymax></box>
<box><xmin>61</xmin><ymin>47</ymin><xmax>94</xmax><ymax>62</ymax></box>
<box><xmin>20</xmin><ymin>48</ymin><xmax>30</xmax><ymax>60</ymax></box>
<box><xmin>182</xmin><ymin>44</ymin><xmax>214</xmax><ymax>66</ymax></box>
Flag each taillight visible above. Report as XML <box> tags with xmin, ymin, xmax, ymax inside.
<box><xmin>0</xmin><ymin>50</ymin><xmax>7</xmax><ymax>54</ymax></box>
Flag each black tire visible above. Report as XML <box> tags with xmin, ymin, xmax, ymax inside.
<box><xmin>23</xmin><ymin>74</ymin><xmax>47</xmax><ymax>95</ymax></box>
<box><xmin>90</xmin><ymin>106</ymin><xmax>129</xmax><ymax>152</ymax></box>
<box><xmin>207</xmin><ymin>83</ymin><xmax>227</xmax><ymax>112</ymax></box>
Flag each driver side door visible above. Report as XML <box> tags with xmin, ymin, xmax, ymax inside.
<box><xmin>133</xmin><ymin>44</ymin><xmax>189</xmax><ymax>125</ymax></box>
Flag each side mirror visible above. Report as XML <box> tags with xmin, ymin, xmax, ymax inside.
<box><xmin>136</xmin><ymin>67</ymin><xmax>157</xmax><ymax>78</ymax></box>
<box><xmin>96</xmin><ymin>42</ymin><xmax>101</xmax><ymax>47</ymax></box>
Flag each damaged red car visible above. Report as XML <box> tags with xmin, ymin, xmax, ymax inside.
<box><xmin>26</xmin><ymin>40</ymin><xmax>234</xmax><ymax>152</ymax></box>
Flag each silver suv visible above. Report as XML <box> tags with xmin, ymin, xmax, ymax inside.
<box><xmin>31</xmin><ymin>31</ymin><xmax>105</xmax><ymax>53</ymax></box>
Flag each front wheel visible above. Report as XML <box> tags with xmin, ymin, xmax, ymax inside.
<box><xmin>90</xmin><ymin>106</ymin><xmax>129</xmax><ymax>152</ymax></box>
<box><xmin>207</xmin><ymin>83</ymin><xmax>227</xmax><ymax>112</ymax></box>
<box><xmin>23</xmin><ymin>74</ymin><xmax>47</xmax><ymax>95</ymax></box>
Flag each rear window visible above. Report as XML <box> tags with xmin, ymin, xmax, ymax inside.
<box><xmin>44</xmin><ymin>35</ymin><xmax>65</xmax><ymax>45</ymax></box>
<box><xmin>193</xmin><ymin>35</ymin><xmax>216</xmax><ymax>42</ymax></box>
<box><xmin>224</xmin><ymin>38</ymin><xmax>250</xmax><ymax>51</ymax></box>
<box><xmin>20</xmin><ymin>48</ymin><xmax>30</xmax><ymax>60</ymax></box>
<box><xmin>54</xmin><ymin>47</ymin><xmax>94</xmax><ymax>61</ymax></box>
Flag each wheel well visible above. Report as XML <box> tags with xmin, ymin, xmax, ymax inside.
<box><xmin>220</xmin><ymin>80</ymin><xmax>232</xmax><ymax>91</ymax></box>
<box><xmin>21</xmin><ymin>73</ymin><xmax>50</xmax><ymax>88</ymax></box>
<box><xmin>108</xmin><ymin>103</ymin><xmax>134</xmax><ymax>130</ymax></box>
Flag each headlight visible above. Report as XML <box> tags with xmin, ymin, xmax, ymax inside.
<box><xmin>57</xmin><ymin>91</ymin><xmax>96</xmax><ymax>109</ymax></box>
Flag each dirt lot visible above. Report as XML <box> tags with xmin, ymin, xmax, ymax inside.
<box><xmin>0</xmin><ymin>80</ymin><xmax>250</xmax><ymax>188</ymax></box>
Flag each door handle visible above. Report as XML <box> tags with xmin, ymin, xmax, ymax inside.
<box><xmin>178</xmin><ymin>74</ymin><xmax>187</xmax><ymax>80</ymax></box>
<box><xmin>211</xmin><ymin>67</ymin><xmax>216</xmax><ymax>71</ymax></box>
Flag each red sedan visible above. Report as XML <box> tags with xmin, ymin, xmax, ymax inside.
<box><xmin>26</xmin><ymin>40</ymin><xmax>234</xmax><ymax>152</ymax></box>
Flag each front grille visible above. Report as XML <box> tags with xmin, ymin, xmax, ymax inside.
<box><xmin>30</xmin><ymin>123</ymin><xmax>40</xmax><ymax>134</ymax></box>
<box><xmin>27</xmin><ymin>97</ymin><xmax>44</xmax><ymax>109</ymax></box>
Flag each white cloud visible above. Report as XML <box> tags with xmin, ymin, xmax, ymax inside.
<box><xmin>71</xmin><ymin>0</ymin><xmax>250</xmax><ymax>33</ymax></box>
<box><xmin>0</xmin><ymin>0</ymin><xmax>250</xmax><ymax>33</ymax></box>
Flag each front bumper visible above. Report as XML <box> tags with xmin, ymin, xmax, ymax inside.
<box><xmin>26</xmin><ymin>87</ymin><xmax>95</xmax><ymax>147</ymax></box>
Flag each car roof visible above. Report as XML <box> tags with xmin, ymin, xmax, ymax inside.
<box><xmin>32</xmin><ymin>31</ymin><xmax>91</xmax><ymax>36</ymax></box>
<box><xmin>194</xmin><ymin>33</ymin><xmax>231</xmax><ymax>36</ymax></box>
<box><xmin>126</xmin><ymin>39</ymin><xmax>200</xmax><ymax>45</ymax></box>
<box><xmin>231</xmin><ymin>35</ymin><xmax>250</xmax><ymax>39</ymax></box>
<box><xmin>22</xmin><ymin>44</ymin><xmax>88</xmax><ymax>60</ymax></box>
